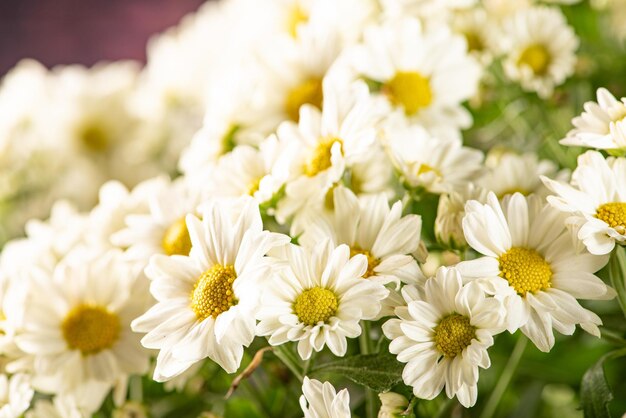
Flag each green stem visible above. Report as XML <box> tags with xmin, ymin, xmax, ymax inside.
<box><xmin>434</xmin><ymin>397</ymin><xmax>455</xmax><ymax>418</ymax></box>
<box><xmin>360</xmin><ymin>321</ymin><xmax>378</xmax><ymax>418</ymax></box>
<box><xmin>129</xmin><ymin>375</ymin><xmax>143</xmax><ymax>403</ymax></box>
<box><xmin>273</xmin><ymin>344</ymin><xmax>304</xmax><ymax>382</ymax></box>
<box><xmin>608</xmin><ymin>246</ymin><xmax>626</xmax><ymax>319</ymax></box>
<box><xmin>480</xmin><ymin>335</ymin><xmax>528</xmax><ymax>418</ymax></box>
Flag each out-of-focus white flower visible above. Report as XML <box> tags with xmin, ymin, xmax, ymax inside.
<box><xmin>452</xmin><ymin>9</ymin><xmax>500</xmax><ymax>66</ymax></box>
<box><xmin>380</xmin><ymin>0</ymin><xmax>477</xmax><ymax>25</ymax></box>
<box><xmin>435</xmin><ymin>183</ymin><xmax>489</xmax><ymax>250</ymax></box>
<box><xmin>560</xmin><ymin>88</ymin><xmax>626</xmax><ymax>151</ymax></box>
<box><xmin>478</xmin><ymin>151</ymin><xmax>566</xmax><ymax>198</ymax></box>
<box><xmin>457</xmin><ymin>192</ymin><xmax>614</xmax><ymax>351</ymax></box>
<box><xmin>345</xmin><ymin>17</ymin><xmax>481</xmax><ymax>139</ymax></box>
<box><xmin>383</xmin><ymin>267</ymin><xmax>505</xmax><ymax>407</ymax></box>
<box><xmin>26</xmin><ymin>396</ymin><xmax>85</xmax><ymax>418</ymax></box>
<box><xmin>132</xmin><ymin>197</ymin><xmax>289</xmax><ymax>380</ymax></box>
<box><xmin>0</xmin><ymin>374</ymin><xmax>34</xmax><ymax>418</ymax></box>
<box><xmin>299</xmin><ymin>377</ymin><xmax>351</xmax><ymax>418</ymax></box>
<box><xmin>500</xmin><ymin>6</ymin><xmax>579</xmax><ymax>98</ymax></box>
<box><xmin>543</xmin><ymin>151</ymin><xmax>626</xmax><ymax>255</ymax></box>
<box><xmin>257</xmin><ymin>242</ymin><xmax>388</xmax><ymax>359</ymax></box>
<box><xmin>387</xmin><ymin>125</ymin><xmax>484</xmax><ymax>194</ymax></box>
<box><xmin>14</xmin><ymin>250</ymin><xmax>150</xmax><ymax>403</ymax></box>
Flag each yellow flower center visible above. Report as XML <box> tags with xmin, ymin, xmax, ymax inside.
<box><xmin>350</xmin><ymin>248</ymin><xmax>380</xmax><ymax>278</ymax></box>
<box><xmin>498</xmin><ymin>187</ymin><xmax>529</xmax><ymax>198</ymax></box>
<box><xmin>384</xmin><ymin>71</ymin><xmax>433</xmax><ymax>116</ymax></box>
<box><xmin>222</xmin><ymin>124</ymin><xmax>240</xmax><ymax>155</ymax></box>
<box><xmin>434</xmin><ymin>313</ymin><xmax>476</xmax><ymax>358</ymax></box>
<box><xmin>416</xmin><ymin>163</ymin><xmax>441</xmax><ymax>177</ymax></box>
<box><xmin>79</xmin><ymin>122</ymin><xmax>109</xmax><ymax>152</ymax></box>
<box><xmin>498</xmin><ymin>247</ymin><xmax>552</xmax><ymax>296</ymax></box>
<box><xmin>293</xmin><ymin>287</ymin><xmax>338</xmax><ymax>326</ymax></box>
<box><xmin>287</xmin><ymin>4</ymin><xmax>308</xmax><ymax>38</ymax></box>
<box><xmin>61</xmin><ymin>304</ymin><xmax>121</xmax><ymax>355</ymax></box>
<box><xmin>190</xmin><ymin>264</ymin><xmax>238</xmax><ymax>321</ymax></box>
<box><xmin>247</xmin><ymin>178</ymin><xmax>262</xmax><ymax>196</ymax></box>
<box><xmin>596</xmin><ymin>202</ymin><xmax>626</xmax><ymax>233</ymax></box>
<box><xmin>285</xmin><ymin>77</ymin><xmax>323</xmax><ymax>122</ymax></box>
<box><xmin>517</xmin><ymin>44</ymin><xmax>551</xmax><ymax>75</ymax></box>
<box><xmin>303</xmin><ymin>137</ymin><xmax>343</xmax><ymax>177</ymax></box>
<box><xmin>464</xmin><ymin>32</ymin><xmax>484</xmax><ymax>52</ymax></box>
<box><xmin>162</xmin><ymin>217</ymin><xmax>192</xmax><ymax>256</ymax></box>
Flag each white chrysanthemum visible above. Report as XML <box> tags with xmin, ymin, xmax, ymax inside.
<box><xmin>274</xmin><ymin>79</ymin><xmax>388</xmax><ymax>223</ymax></box>
<box><xmin>435</xmin><ymin>183</ymin><xmax>489</xmax><ymax>250</ymax></box>
<box><xmin>299</xmin><ymin>377</ymin><xmax>351</xmax><ymax>418</ymax></box>
<box><xmin>87</xmin><ymin>177</ymin><xmax>168</xmax><ymax>249</ymax></box>
<box><xmin>378</xmin><ymin>392</ymin><xmax>409</xmax><ymax>418</ymax></box>
<box><xmin>478</xmin><ymin>151</ymin><xmax>565</xmax><ymax>198</ymax></box>
<box><xmin>560</xmin><ymin>88</ymin><xmax>626</xmax><ymax>151</ymax></box>
<box><xmin>542</xmin><ymin>151</ymin><xmax>626</xmax><ymax>255</ymax></box>
<box><xmin>452</xmin><ymin>9</ymin><xmax>500</xmax><ymax>66</ymax></box>
<box><xmin>131</xmin><ymin>197</ymin><xmax>290</xmax><ymax>380</ymax></box>
<box><xmin>26</xmin><ymin>396</ymin><xmax>84</xmax><ymax>418</ymax></box>
<box><xmin>380</xmin><ymin>0</ymin><xmax>477</xmax><ymax>25</ymax></box>
<box><xmin>14</xmin><ymin>250</ymin><xmax>150</xmax><ymax>398</ymax></box>
<box><xmin>297</xmin><ymin>187</ymin><xmax>424</xmax><ymax>291</ymax></box>
<box><xmin>383</xmin><ymin>267</ymin><xmax>505</xmax><ymax>408</ymax></box>
<box><xmin>457</xmin><ymin>192</ymin><xmax>615</xmax><ymax>351</ymax></box>
<box><xmin>199</xmin><ymin>137</ymin><xmax>287</xmax><ymax>205</ymax></box>
<box><xmin>500</xmin><ymin>6</ymin><xmax>578</xmax><ymax>98</ymax></box>
<box><xmin>346</xmin><ymin>17</ymin><xmax>481</xmax><ymax>138</ymax></box>
<box><xmin>0</xmin><ymin>374</ymin><xmax>34</xmax><ymax>418</ymax></box>
<box><xmin>257</xmin><ymin>242</ymin><xmax>388</xmax><ymax>359</ymax></box>
<box><xmin>388</xmin><ymin>125</ymin><xmax>484</xmax><ymax>194</ymax></box>
<box><xmin>111</xmin><ymin>178</ymin><xmax>202</xmax><ymax>262</ymax></box>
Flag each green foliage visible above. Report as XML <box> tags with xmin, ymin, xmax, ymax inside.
<box><xmin>580</xmin><ymin>348</ymin><xmax>626</xmax><ymax>418</ymax></box>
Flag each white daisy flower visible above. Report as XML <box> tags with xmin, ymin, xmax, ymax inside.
<box><xmin>542</xmin><ymin>150</ymin><xmax>626</xmax><ymax>255</ymax></box>
<box><xmin>560</xmin><ymin>88</ymin><xmax>626</xmax><ymax>151</ymax></box>
<box><xmin>477</xmin><ymin>151</ymin><xmax>566</xmax><ymax>198</ymax></box>
<box><xmin>387</xmin><ymin>125</ymin><xmax>484</xmax><ymax>194</ymax></box>
<box><xmin>26</xmin><ymin>396</ymin><xmax>84</xmax><ymax>418</ymax></box>
<box><xmin>380</xmin><ymin>0</ymin><xmax>477</xmax><ymax>26</ymax></box>
<box><xmin>299</xmin><ymin>377</ymin><xmax>351</xmax><ymax>418</ymax></box>
<box><xmin>296</xmin><ymin>187</ymin><xmax>424</xmax><ymax>290</ymax></box>
<box><xmin>382</xmin><ymin>266</ymin><xmax>505</xmax><ymax>408</ymax></box>
<box><xmin>274</xmin><ymin>79</ymin><xmax>388</xmax><ymax>223</ymax></box>
<box><xmin>0</xmin><ymin>374</ymin><xmax>34</xmax><ymax>418</ymax></box>
<box><xmin>131</xmin><ymin>197</ymin><xmax>290</xmax><ymax>380</ymax></box>
<box><xmin>500</xmin><ymin>6</ymin><xmax>579</xmax><ymax>98</ymax></box>
<box><xmin>378</xmin><ymin>392</ymin><xmax>409</xmax><ymax>418</ymax></box>
<box><xmin>346</xmin><ymin>17</ymin><xmax>481</xmax><ymax>138</ymax></box>
<box><xmin>111</xmin><ymin>177</ymin><xmax>202</xmax><ymax>262</ymax></box>
<box><xmin>457</xmin><ymin>192</ymin><xmax>615</xmax><ymax>351</ymax></box>
<box><xmin>256</xmin><ymin>242</ymin><xmax>388</xmax><ymax>359</ymax></box>
<box><xmin>14</xmin><ymin>249</ymin><xmax>150</xmax><ymax>397</ymax></box>
<box><xmin>199</xmin><ymin>137</ymin><xmax>288</xmax><ymax>205</ymax></box>
<box><xmin>452</xmin><ymin>9</ymin><xmax>500</xmax><ymax>66</ymax></box>
<box><xmin>435</xmin><ymin>183</ymin><xmax>489</xmax><ymax>250</ymax></box>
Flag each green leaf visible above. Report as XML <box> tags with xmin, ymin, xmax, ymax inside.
<box><xmin>580</xmin><ymin>348</ymin><xmax>626</xmax><ymax>418</ymax></box>
<box><xmin>310</xmin><ymin>351</ymin><xmax>404</xmax><ymax>392</ymax></box>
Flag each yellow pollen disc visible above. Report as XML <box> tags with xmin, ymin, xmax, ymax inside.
<box><xmin>596</xmin><ymin>202</ymin><xmax>626</xmax><ymax>233</ymax></box>
<box><xmin>61</xmin><ymin>304</ymin><xmax>121</xmax><ymax>355</ymax></box>
<box><xmin>162</xmin><ymin>217</ymin><xmax>192</xmax><ymax>256</ymax></box>
<box><xmin>464</xmin><ymin>32</ymin><xmax>484</xmax><ymax>52</ymax></box>
<box><xmin>416</xmin><ymin>163</ymin><xmax>441</xmax><ymax>177</ymax></box>
<box><xmin>303</xmin><ymin>137</ymin><xmax>343</xmax><ymax>177</ymax></box>
<box><xmin>498</xmin><ymin>247</ymin><xmax>552</xmax><ymax>296</ymax></box>
<box><xmin>434</xmin><ymin>313</ymin><xmax>476</xmax><ymax>358</ymax></box>
<box><xmin>287</xmin><ymin>4</ymin><xmax>308</xmax><ymax>38</ymax></box>
<box><xmin>285</xmin><ymin>77</ymin><xmax>323</xmax><ymax>122</ymax></box>
<box><xmin>350</xmin><ymin>248</ymin><xmax>380</xmax><ymax>278</ymax></box>
<box><xmin>384</xmin><ymin>71</ymin><xmax>433</xmax><ymax>116</ymax></box>
<box><xmin>190</xmin><ymin>264</ymin><xmax>237</xmax><ymax>321</ymax></box>
<box><xmin>247</xmin><ymin>178</ymin><xmax>262</xmax><ymax>196</ymax></box>
<box><xmin>517</xmin><ymin>44</ymin><xmax>551</xmax><ymax>75</ymax></box>
<box><xmin>293</xmin><ymin>287</ymin><xmax>338</xmax><ymax>326</ymax></box>
<box><xmin>79</xmin><ymin>123</ymin><xmax>109</xmax><ymax>152</ymax></box>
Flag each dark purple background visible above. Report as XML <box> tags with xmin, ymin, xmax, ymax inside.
<box><xmin>0</xmin><ymin>0</ymin><xmax>206</xmax><ymax>75</ymax></box>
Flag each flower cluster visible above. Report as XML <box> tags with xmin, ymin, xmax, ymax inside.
<box><xmin>0</xmin><ymin>0</ymin><xmax>626</xmax><ymax>417</ymax></box>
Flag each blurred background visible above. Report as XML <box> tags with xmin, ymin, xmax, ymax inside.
<box><xmin>0</xmin><ymin>0</ymin><xmax>206</xmax><ymax>75</ymax></box>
